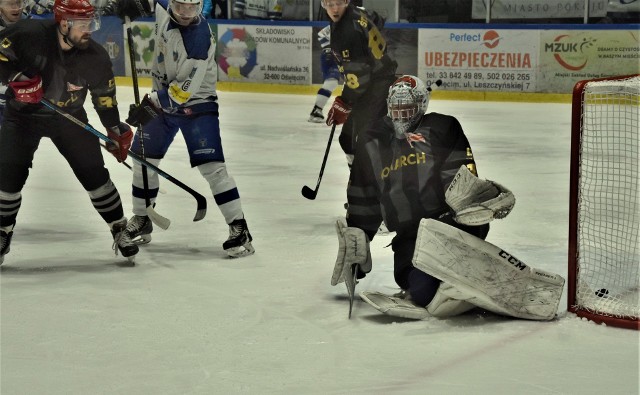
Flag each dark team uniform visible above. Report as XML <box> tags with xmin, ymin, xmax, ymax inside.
<box><xmin>346</xmin><ymin>113</ymin><xmax>490</xmax><ymax>294</ymax></box>
<box><xmin>0</xmin><ymin>18</ymin><xmax>125</xmax><ymax>227</ymax></box>
<box><xmin>328</xmin><ymin>4</ymin><xmax>397</xmax><ymax>156</ymax></box>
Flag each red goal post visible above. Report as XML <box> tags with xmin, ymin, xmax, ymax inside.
<box><xmin>568</xmin><ymin>74</ymin><xmax>640</xmax><ymax>330</ymax></box>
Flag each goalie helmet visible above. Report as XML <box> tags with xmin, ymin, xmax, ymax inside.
<box><xmin>387</xmin><ymin>75</ymin><xmax>430</xmax><ymax>138</ymax></box>
<box><xmin>169</xmin><ymin>0</ymin><xmax>203</xmax><ymax>21</ymax></box>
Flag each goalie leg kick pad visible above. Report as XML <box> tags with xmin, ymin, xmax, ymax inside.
<box><xmin>412</xmin><ymin>219</ymin><xmax>565</xmax><ymax>320</ymax></box>
<box><xmin>360</xmin><ymin>283</ymin><xmax>476</xmax><ymax>320</ymax></box>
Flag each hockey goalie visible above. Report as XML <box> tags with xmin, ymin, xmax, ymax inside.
<box><xmin>331</xmin><ymin>75</ymin><xmax>564</xmax><ymax>321</ymax></box>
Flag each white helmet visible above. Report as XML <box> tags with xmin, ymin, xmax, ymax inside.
<box><xmin>169</xmin><ymin>0</ymin><xmax>202</xmax><ymax>20</ymax></box>
<box><xmin>387</xmin><ymin>75</ymin><xmax>430</xmax><ymax>138</ymax></box>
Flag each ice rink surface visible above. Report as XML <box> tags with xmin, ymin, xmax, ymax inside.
<box><xmin>1</xmin><ymin>87</ymin><xmax>638</xmax><ymax>394</ymax></box>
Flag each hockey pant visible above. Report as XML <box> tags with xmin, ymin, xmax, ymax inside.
<box><xmin>130</xmin><ymin>111</ymin><xmax>243</xmax><ymax>223</ymax></box>
<box><xmin>0</xmin><ymin>106</ymin><xmax>125</xmax><ymax>226</ymax></box>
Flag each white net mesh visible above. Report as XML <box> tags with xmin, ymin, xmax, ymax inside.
<box><xmin>575</xmin><ymin>75</ymin><xmax>640</xmax><ymax>321</ymax></box>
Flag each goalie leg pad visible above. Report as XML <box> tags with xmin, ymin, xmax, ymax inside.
<box><xmin>426</xmin><ymin>283</ymin><xmax>476</xmax><ymax>318</ymax></box>
<box><xmin>331</xmin><ymin>218</ymin><xmax>372</xmax><ymax>286</ymax></box>
<box><xmin>445</xmin><ymin>165</ymin><xmax>516</xmax><ymax>226</ymax></box>
<box><xmin>412</xmin><ymin>219</ymin><xmax>565</xmax><ymax>320</ymax></box>
<box><xmin>360</xmin><ymin>291</ymin><xmax>431</xmax><ymax>320</ymax></box>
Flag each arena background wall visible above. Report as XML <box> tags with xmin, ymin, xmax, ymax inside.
<box><xmin>96</xmin><ymin>17</ymin><xmax>639</xmax><ymax>103</ymax></box>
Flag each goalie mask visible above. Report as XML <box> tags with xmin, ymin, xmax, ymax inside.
<box><xmin>387</xmin><ymin>75</ymin><xmax>430</xmax><ymax>139</ymax></box>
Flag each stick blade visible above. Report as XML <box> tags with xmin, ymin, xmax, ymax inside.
<box><xmin>147</xmin><ymin>206</ymin><xmax>171</xmax><ymax>230</ymax></box>
<box><xmin>192</xmin><ymin>196</ymin><xmax>208</xmax><ymax>222</ymax></box>
<box><xmin>301</xmin><ymin>185</ymin><xmax>318</xmax><ymax>200</ymax></box>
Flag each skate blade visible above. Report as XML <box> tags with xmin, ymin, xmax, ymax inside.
<box><xmin>226</xmin><ymin>242</ymin><xmax>255</xmax><ymax>258</ymax></box>
<box><xmin>133</xmin><ymin>234</ymin><xmax>152</xmax><ymax>245</ymax></box>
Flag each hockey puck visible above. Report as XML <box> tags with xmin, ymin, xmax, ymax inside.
<box><xmin>595</xmin><ymin>288</ymin><xmax>609</xmax><ymax>297</ymax></box>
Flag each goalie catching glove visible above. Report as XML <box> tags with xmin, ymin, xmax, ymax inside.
<box><xmin>331</xmin><ymin>218</ymin><xmax>372</xmax><ymax>286</ymax></box>
<box><xmin>445</xmin><ymin>165</ymin><xmax>515</xmax><ymax>226</ymax></box>
<box><xmin>106</xmin><ymin>123</ymin><xmax>134</xmax><ymax>162</ymax></box>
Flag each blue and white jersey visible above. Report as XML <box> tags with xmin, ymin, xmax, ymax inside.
<box><xmin>318</xmin><ymin>25</ymin><xmax>340</xmax><ymax>81</ymax></box>
<box><xmin>318</xmin><ymin>25</ymin><xmax>330</xmax><ymax>51</ymax></box>
<box><xmin>152</xmin><ymin>0</ymin><xmax>218</xmax><ymax>113</ymax></box>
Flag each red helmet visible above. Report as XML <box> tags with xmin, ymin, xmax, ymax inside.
<box><xmin>54</xmin><ymin>0</ymin><xmax>95</xmax><ymax>23</ymax></box>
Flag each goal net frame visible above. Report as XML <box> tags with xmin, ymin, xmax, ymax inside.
<box><xmin>568</xmin><ymin>74</ymin><xmax>640</xmax><ymax>330</ymax></box>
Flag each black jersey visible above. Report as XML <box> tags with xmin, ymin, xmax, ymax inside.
<box><xmin>346</xmin><ymin>114</ymin><xmax>479</xmax><ymax>239</ymax></box>
<box><xmin>329</xmin><ymin>5</ymin><xmax>397</xmax><ymax>106</ymax></box>
<box><xmin>0</xmin><ymin>18</ymin><xmax>120</xmax><ymax>127</ymax></box>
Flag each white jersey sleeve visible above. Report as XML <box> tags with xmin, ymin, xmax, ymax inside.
<box><xmin>152</xmin><ymin>4</ymin><xmax>218</xmax><ymax>110</ymax></box>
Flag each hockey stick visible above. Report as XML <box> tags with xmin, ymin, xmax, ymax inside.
<box><xmin>125</xmin><ymin>17</ymin><xmax>170</xmax><ymax>230</ymax></box>
<box><xmin>301</xmin><ymin>123</ymin><xmax>337</xmax><ymax>200</ymax></box>
<box><xmin>98</xmin><ymin>142</ymin><xmax>167</xmax><ymax>194</ymax></box>
<box><xmin>428</xmin><ymin>79</ymin><xmax>443</xmax><ymax>92</ymax></box>
<box><xmin>40</xmin><ymin>99</ymin><xmax>207</xmax><ymax>222</ymax></box>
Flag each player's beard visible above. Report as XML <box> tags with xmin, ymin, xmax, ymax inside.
<box><xmin>68</xmin><ymin>33</ymin><xmax>91</xmax><ymax>50</ymax></box>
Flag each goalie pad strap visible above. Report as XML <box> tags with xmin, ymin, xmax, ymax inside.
<box><xmin>412</xmin><ymin>219</ymin><xmax>564</xmax><ymax>320</ymax></box>
<box><xmin>445</xmin><ymin>165</ymin><xmax>515</xmax><ymax>226</ymax></box>
<box><xmin>331</xmin><ymin>219</ymin><xmax>371</xmax><ymax>286</ymax></box>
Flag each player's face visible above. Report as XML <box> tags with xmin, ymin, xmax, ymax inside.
<box><xmin>322</xmin><ymin>0</ymin><xmax>348</xmax><ymax>22</ymax></box>
<box><xmin>0</xmin><ymin>0</ymin><xmax>26</xmax><ymax>24</ymax></box>
<box><xmin>171</xmin><ymin>0</ymin><xmax>201</xmax><ymax>26</ymax></box>
<box><xmin>65</xmin><ymin>18</ymin><xmax>99</xmax><ymax>49</ymax></box>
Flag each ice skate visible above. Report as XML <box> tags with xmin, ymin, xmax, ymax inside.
<box><xmin>223</xmin><ymin>218</ymin><xmax>255</xmax><ymax>258</ymax></box>
<box><xmin>111</xmin><ymin>219</ymin><xmax>139</xmax><ymax>263</ymax></box>
<box><xmin>126</xmin><ymin>215</ymin><xmax>153</xmax><ymax>245</ymax></box>
<box><xmin>308</xmin><ymin>106</ymin><xmax>324</xmax><ymax>123</ymax></box>
<box><xmin>0</xmin><ymin>225</ymin><xmax>14</xmax><ymax>265</ymax></box>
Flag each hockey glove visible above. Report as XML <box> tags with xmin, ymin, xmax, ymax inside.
<box><xmin>126</xmin><ymin>94</ymin><xmax>162</xmax><ymax>127</ymax></box>
<box><xmin>106</xmin><ymin>123</ymin><xmax>134</xmax><ymax>162</ymax></box>
<box><xmin>326</xmin><ymin>96</ymin><xmax>351</xmax><ymax>126</ymax></box>
<box><xmin>332</xmin><ymin>218</ymin><xmax>372</xmax><ymax>286</ymax></box>
<box><xmin>109</xmin><ymin>0</ymin><xmax>152</xmax><ymax>22</ymax></box>
<box><xmin>445</xmin><ymin>165</ymin><xmax>516</xmax><ymax>226</ymax></box>
<box><xmin>9</xmin><ymin>75</ymin><xmax>43</xmax><ymax>104</ymax></box>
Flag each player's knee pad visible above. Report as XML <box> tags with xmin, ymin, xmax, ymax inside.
<box><xmin>132</xmin><ymin>159</ymin><xmax>161</xmax><ymax>190</ymax></box>
<box><xmin>198</xmin><ymin>162</ymin><xmax>237</xmax><ymax>195</ymax></box>
<box><xmin>198</xmin><ymin>161</ymin><xmax>227</xmax><ymax>182</ymax></box>
<box><xmin>322</xmin><ymin>78</ymin><xmax>339</xmax><ymax>94</ymax></box>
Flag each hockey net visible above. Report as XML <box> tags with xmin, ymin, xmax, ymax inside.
<box><xmin>568</xmin><ymin>74</ymin><xmax>640</xmax><ymax>329</ymax></box>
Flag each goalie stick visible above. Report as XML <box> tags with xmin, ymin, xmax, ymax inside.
<box><xmin>125</xmin><ymin>17</ymin><xmax>170</xmax><ymax>230</ymax></box>
<box><xmin>346</xmin><ymin>263</ymin><xmax>358</xmax><ymax>319</ymax></box>
<box><xmin>40</xmin><ymin>99</ymin><xmax>208</xmax><ymax>222</ymax></box>
<box><xmin>301</xmin><ymin>123</ymin><xmax>337</xmax><ymax>200</ymax></box>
